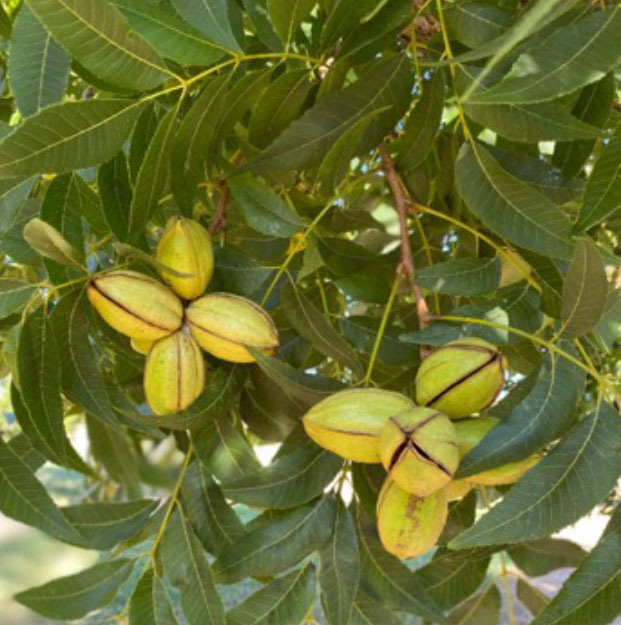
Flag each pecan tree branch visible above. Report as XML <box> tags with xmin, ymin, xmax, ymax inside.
<box><xmin>378</xmin><ymin>142</ymin><xmax>431</xmax><ymax>331</ymax></box>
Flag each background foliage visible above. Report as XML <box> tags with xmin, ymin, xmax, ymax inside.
<box><xmin>0</xmin><ymin>0</ymin><xmax>620</xmax><ymax>623</ymax></box>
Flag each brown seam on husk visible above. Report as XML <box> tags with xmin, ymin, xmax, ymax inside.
<box><xmin>425</xmin><ymin>351</ymin><xmax>501</xmax><ymax>408</ymax></box>
<box><xmin>89</xmin><ymin>280</ymin><xmax>174</xmax><ymax>332</ymax></box>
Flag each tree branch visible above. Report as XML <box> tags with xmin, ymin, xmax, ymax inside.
<box><xmin>378</xmin><ymin>142</ymin><xmax>431</xmax><ymax>331</ymax></box>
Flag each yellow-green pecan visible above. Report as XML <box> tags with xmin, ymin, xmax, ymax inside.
<box><xmin>454</xmin><ymin>417</ymin><xmax>541</xmax><ymax>486</ymax></box>
<box><xmin>378</xmin><ymin>406</ymin><xmax>459</xmax><ymax>496</ymax></box>
<box><xmin>376</xmin><ymin>477</ymin><xmax>448</xmax><ymax>559</ymax></box>
<box><xmin>302</xmin><ymin>389</ymin><xmax>415</xmax><ymax>463</ymax></box>
<box><xmin>186</xmin><ymin>293</ymin><xmax>279</xmax><ymax>363</ymax></box>
<box><xmin>87</xmin><ymin>270</ymin><xmax>183</xmax><ymax>341</ymax></box>
<box><xmin>130</xmin><ymin>337</ymin><xmax>155</xmax><ymax>355</ymax></box>
<box><xmin>144</xmin><ymin>330</ymin><xmax>205</xmax><ymax>415</ymax></box>
<box><xmin>415</xmin><ymin>337</ymin><xmax>506</xmax><ymax>419</ymax></box>
<box><xmin>156</xmin><ymin>216</ymin><xmax>214</xmax><ymax>300</ymax></box>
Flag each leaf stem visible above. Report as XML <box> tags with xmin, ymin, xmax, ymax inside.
<box><xmin>114</xmin><ymin>449</ymin><xmax>193</xmax><ymax>623</ymax></box>
<box><xmin>435</xmin><ymin>0</ymin><xmax>471</xmax><ymax>140</ymax></box>
<box><xmin>364</xmin><ymin>274</ymin><xmax>401</xmax><ymax>386</ymax></box>
<box><xmin>412</xmin><ymin>202</ymin><xmax>541</xmax><ymax>292</ymax></box>
<box><xmin>260</xmin><ymin>198</ymin><xmax>335</xmax><ymax>306</ymax></box>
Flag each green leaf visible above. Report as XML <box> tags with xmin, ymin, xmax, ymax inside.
<box><xmin>317</xmin><ymin>237</ymin><xmax>379</xmax><ymax>277</ymax></box>
<box><xmin>0</xmin><ymin>3</ymin><xmax>12</xmax><ymax>38</ymax></box>
<box><xmin>22</xmin><ymin>217</ymin><xmax>83</xmax><ymax>269</ymax></box>
<box><xmin>397</xmin><ymin>70</ymin><xmax>445</xmax><ymax>170</ymax></box>
<box><xmin>517</xmin><ymin>579</ymin><xmax>549</xmax><ymax>617</ymax></box>
<box><xmin>240</xmin><ymin>368</ymin><xmax>302</xmax><ymax>442</ymax></box>
<box><xmin>250</xmin><ymin>349</ymin><xmax>346</xmax><ymax>405</ymax></box>
<box><xmin>74</xmin><ymin>172</ymin><xmax>108</xmax><ymax>233</ymax></box>
<box><xmin>181</xmin><ymin>461</ymin><xmax>245</xmax><ymax>556</ymax></box>
<box><xmin>171</xmin><ymin>74</ymin><xmax>231</xmax><ymax>211</ymax></box>
<box><xmin>340</xmin><ymin>316</ymin><xmax>419</xmax><ymax>367</ymax></box>
<box><xmin>531</xmin><ymin>512</ymin><xmax>621</xmax><ymax>625</ymax></box>
<box><xmin>319</xmin><ymin>500</ymin><xmax>360</xmax><ymax>625</ymax></box>
<box><xmin>0</xmin><ymin>177</ymin><xmax>35</xmax><ymax>230</ymax></box>
<box><xmin>170</xmin><ymin>0</ymin><xmax>241</xmax><ymax>52</ymax></box>
<box><xmin>7</xmin><ymin>433</ymin><xmax>45</xmax><ymax>473</ymax></box>
<box><xmin>226</xmin><ymin>563</ymin><xmax>316</xmax><ymax>625</ymax></box>
<box><xmin>15</xmin><ymin>559</ymin><xmax>135</xmax><ymax>620</ymax></box>
<box><xmin>0</xmin><ymin>99</ymin><xmax>146</xmax><ymax>177</ymax></box>
<box><xmin>449</xmin><ymin>0</ymin><xmax>577</xmax><ymax>67</ymax></box>
<box><xmin>249</xmin><ymin>69</ymin><xmax>315</xmax><ymax>149</ymax></box>
<box><xmin>509</xmin><ymin>537</ymin><xmax>586</xmax><ymax>577</ymax></box>
<box><xmin>467</xmin><ymin>8</ymin><xmax>621</xmax><ymax>105</ymax></box>
<box><xmin>129</xmin><ymin>569</ymin><xmax>179</xmax><ymax>625</ymax></box>
<box><xmin>245</xmin><ymin>55</ymin><xmax>413</xmax><ymax>173</ymax></box>
<box><xmin>112</xmin><ymin>0</ymin><xmax>224</xmax><ymax>66</ymax></box>
<box><xmin>450</xmin><ymin>402</ymin><xmax>621</xmax><ymax>549</ymax></box>
<box><xmin>416</xmin><ymin>257</ymin><xmax>501</xmax><ymax>296</ymax></box>
<box><xmin>447</xmin><ymin>584</ymin><xmax>501</xmax><ymax>625</ymax></box>
<box><xmin>161</xmin><ymin>510</ymin><xmax>226</xmax><ymax>625</ymax></box>
<box><xmin>467</xmin><ymin>101</ymin><xmax>603</xmax><ymax>143</ymax></box>
<box><xmin>519</xmin><ymin>250</ymin><xmax>564</xmax><ymax>318</ymax></box>
<box><xmin>320</xmin><ymin>0</ymin><xmax>377</xmax><ymax>50</ymax></box>
<box><xmin>241</xmin><ymin>0</ymin><xmax>281</xmax><ymax>50</ymax></box>
<box><xmin>338</xmin><ymin>0</ymin><xmax>412</xmax><ymax>61</ymax></box>
<box><xmin>281</xmin><ymin>282</ymin><xmax>363</xmax><ymax>375</ymax></box>
<box><xmin>553</xmin><ymin>73</ymin><xmax>615</xmax><ymax>177</ymax></box>
<box><xmin>214</xmin><ymin>67</ymin><xmax>274</xmax><ymax>147</ymax></box>
<box><xmin>229</xmin><ymin>173</ymin><xmax>304</xmax><ymax>238</ymax></box>
<box><xmin>458</xmin><ymin>66</ymin><xmax>603</xmax><ymax>144</ymax></box>
<box><xmin>317</xmin><ymin>108</ymin><xmax>389</xmax><ymax>194</ymax></box>
<box><xmin>213</xmin><ymin>496</ymin><xmax>337</xmax><ymax>583</ymax></box>
<box><xmin>560</xmin><ymin>238</ymin><xmax>608</xmax><ymax>339</ymax></box>
<box><xmin>0</xmin><ymin>279</ymin><xmax>36</xmax><ymax>318</ymax></box>
<box><xmin>222</xmin><ymin>441</ymin><xmax>342</xmax><ymax>509</ymax></box>
<box><xmin>50</xmin><ymin>289</ymin><xmax>117</xmax><ymax>425</ymax></box>
<box><xmin>456</xmin><ymin>349</ymin><xmax>585</xmax><ymax>478</ymax></box>
<box><xmin>574</xmin><ymin>122</ymin><xmax>621</xmax><ymax>232</ymax></box>
<box><xmin>192</xmin><ymin>413</ymin><xmax>261</xmax><ymax>482</ymax></box>
<box><xmin>489</xmin><ymin>146</ymin><xmax>584</xmax><ymax>204</ymax></box>
<box><xmin>129</xmin><ymin>104</ymin><xmax>178</xmax><ymax>241</ymax></box>
<box><xmin>62</xmin><ymin>500</ymin><xmax>157</xmax><ymax>550</ymax></box>
<box><xmin>15</xmin><ymin>307</ymin><xmax>91</xmax><ymax>474</ymax></box>
<box><xmin>129</xmin><ymin>104</ymin><xmax>158</xmax><ymax>182</ymax></box>
<box><xmin>350</xmin><ymin>591</ymin><xmax>407</xmax><ymax>625</ymax></box>
<box><xmin>8</xmin><ymin>4</ymin><xmax>70</xmax><ymax>117</ymax></box>
<box><xmin>267</xmin><ymin>0</ymin><xmax>315</xmax><ymax>46</ymax></box>
<box><xmin>39</xmin><ymin>173</ymin><xmax>85</xmax><ymax>285</ymax></box>
<box><xmin>0</xmin><ymin>436</ymin><xmax>85</xmax><ymax>544</ymax></box>
<box><xmin>214</xmin><ymin>247</ymin><xmax>275</xmax><ymax>298</ymax></box>
<box><xmin>455</xmin><ymin>142</ymin><xmax>574</xmax><ymax>260</ymax></box>
<box><xmin>355</xmin><ymin>509</ymin><xmax>446</xmax><ymax>623</ymax></box>
<box><xmin>415</xmin><ymin>548</ymin><xmax>493</xmax><ymax>612</ymax></box>
<box><xmin>98</xmin><ymin>150</ymin><xmax>132</xmax><ymax>242</ymax></box>
<box><xmin>593</xmin><ymin>290</ymin><xmax>621</xmax><ymax>351</ymax></box>
<box><xmin>402</xmin><ymin>287</ymin><xmax>542</xmax><ymax>346</ymax></box>
<box><xmin>25</xmin><ymin>0</ymin><xmax>169</xmax><ymax>91</ymax></box>
<box><xmin>445</xmin><ymin>2</ymin><xmax>511</xmax><ymax>49</ymax></box>
<box><xmin>86</xmin><ymin>416</ymin><xmax>141</xmax><ymax>495</ymax></box>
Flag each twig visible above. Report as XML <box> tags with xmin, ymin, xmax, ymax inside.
<box><xmin>378</xmin><ymin>142</ymin><xmax>431</xmax><ymax>333</ymax></box>
<box><xmin>209</xmin><ymin>180</ymin><xmax>229</xmax><ymax>236</ymax></box>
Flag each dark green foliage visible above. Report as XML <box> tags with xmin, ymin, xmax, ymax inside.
<box><xmin>0</xmin><ymin>2</ymin><xmax>619</xmax><ymax>624</ymax></box>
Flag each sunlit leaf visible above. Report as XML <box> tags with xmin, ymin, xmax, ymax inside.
<box><xmin>25</xmin><ymin>0</ymin><xmax>169</xmax><ymax>91</ymax></box>
<box><xmin>451</xmin><ymin>403</ymin><xmax>621</xmax><ymax>548</ymax></box>
<box><xmin>8</xmin><ymin>5</ymin><xmax>69</xmax><ymax>117</ymax></box>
